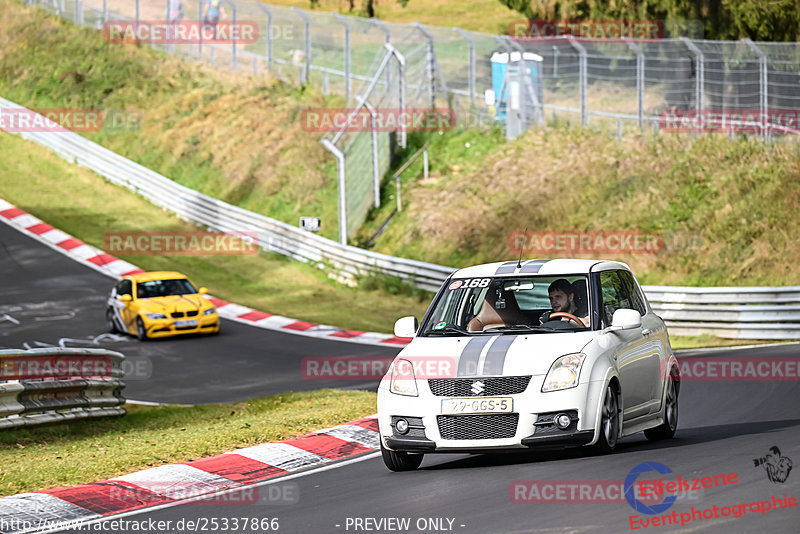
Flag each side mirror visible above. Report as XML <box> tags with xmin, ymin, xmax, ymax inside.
<box><xmin>610</xmin><ymin>308</ymin><xmax>642</xmax><ymax>331</ymax></box>
<box><xmin>118</xmin><ymin>294</ymin><xmax>132</xmax><ymax>303</ymax></box>
<box><xmin>394</xmin><ymin>316</ymin><xmax>418</xmax><ymax>338</ymax></box>
<box><xmin>198</xmin><ymin>287</ymin><xmax>208</xmax><ymax>294</ymax></box>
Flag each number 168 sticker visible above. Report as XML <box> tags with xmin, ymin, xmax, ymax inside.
<box><xmin>448</xmin><ymin>278</ymin><xmax>490</xmax><ymax>290</ymax></box>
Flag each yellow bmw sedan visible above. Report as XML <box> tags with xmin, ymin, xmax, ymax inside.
<box><xmin>106</xmin><ymin>271</ymin><xmax>220</xmax><ymax>340</ymax></box>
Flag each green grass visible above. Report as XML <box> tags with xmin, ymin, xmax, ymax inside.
<box><xmin>0</xmin><ymin>389</ymin><xmax>376</xmax><ymax>496</ymax></box>
<box><xmin>0</xmin><ymin>133</ymin><xmax>430</xmax><ymax>332</ymax></box>
<box><xmin>0</xmin><ymin>1</ymin><xmax>345</xmax><ymax>242</ymax></box>
<box><xmin>365</xmin><ymin>124</ymin><xmax>800</xmax><ymax>287</ymax></box>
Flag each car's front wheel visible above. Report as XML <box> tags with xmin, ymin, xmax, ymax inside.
<box><xmin>594</xmin><ymin>383</ymin><xmax>620</xmax><ymax>453</ymax></box>
<box><xmin>136</xmin><ymin>317</ymin><xmax>149</xmax><ymax>341</ymax></box>
<box><xmin>106</xmin><ymin>309</ymin><xmax>119</xmax><ymax>333</ymax></box>
<box><xmin>645</xmin><ymin>372</ymin><xmax>679</xmax><ymax>441</ymax></box>
<box><xmin>380</xmin><ymin>441</ymin><xmax>424</xmax><ymax>472</ymax></box>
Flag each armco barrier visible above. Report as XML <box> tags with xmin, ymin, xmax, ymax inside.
<box><xmin>1</xmin><ymin>98</ymin><xmax>798</xmax><ymax>339</ymax></box>
<box><xmin>0</xmin><ymin>348</ymin><xmax>126</xmax><ymax>430</ymax></box>
<box><xmin>646</xmin><ymin>286</ymin><xmax>800</xmax><ymax>340</ymax></box>
<box><xmin>0</xmin><ymin>97</ymin><xmax>454</xmax><ymax>292</ymax></box>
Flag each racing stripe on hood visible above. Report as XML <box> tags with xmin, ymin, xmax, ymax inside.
<box><xmin>457</xmin><ymin>336</ymin><xmax>491</xmax><ymax>377</ymax></box>
<box><xmin>481</xmin><ymin>335</ymin><xmax>516</xmax><ymax>375</ymax></box>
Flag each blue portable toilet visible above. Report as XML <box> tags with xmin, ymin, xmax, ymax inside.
<box><xmin>490</xmin><ymin>51</ymin><xmax>543</xmax><ymax>120</ymax></box>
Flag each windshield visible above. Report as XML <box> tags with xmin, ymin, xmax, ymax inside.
<box><xmin>420</xmin><ymin>275</ymin><xmax>591</xmax><ymax>336</ymax></box>
<box><xmin>136</xmin><ymin>278</ymin><xmax>197</xmax><ymax>299</ymax></box>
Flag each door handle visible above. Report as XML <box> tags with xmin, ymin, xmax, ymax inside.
<box><xmin>642</xmin><ymin>328</ymin><xmax>651</xmax><ymax>336</ymax></box>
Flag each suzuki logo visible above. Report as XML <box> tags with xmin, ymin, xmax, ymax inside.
<box><xmin>470</xmin><ymin>380</ymin><xmax>485</xmax><ymax>395</ymax></box>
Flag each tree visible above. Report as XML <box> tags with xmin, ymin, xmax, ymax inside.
<box><xmin>310</xmin><ymin>0</ymin><xmax>410</xmax><ymax>19</ymax></box>
<box><xmin>496</xmin><ymin>0</ymin><xmax>800</xmax><ymax>41</ymax></box>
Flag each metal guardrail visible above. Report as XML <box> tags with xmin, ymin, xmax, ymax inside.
<box><xmin>0</xmin><ymin>96</ymin><xmax>455</xmax><ymax>292</ymax></box>
<box><xmin>646</xmin><ymin>286</ymin><xmax>800</xmax><ymax>339</ymax></box>
<box><xmin>0</xmin><ymin>348</ymin><xmax>126</xmax><ymax>430</ymax></box>
<box><xmin>2</xmin><ymin>98</ymin><xmax>799</xmax><ymax>338</ymax></box>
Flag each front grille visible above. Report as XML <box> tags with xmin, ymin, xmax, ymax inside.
<box><xmin>171</xmin><ymin>312</ymin><xmax>185</xmax><ymax>318</ymax></box>
<box><xmin>429</xmin><ymin>376</ymin><xmax>531</xmax><ymax>397</ymax></box>
<box><xmin>437</xmin><ymin>414</ymin><xmax>519</xmax><ymax>440</ymax></box>
<box><xmin>186</xmin><ymin>310</ymin><xmax>199</xmax><ymax>317</ymax></box>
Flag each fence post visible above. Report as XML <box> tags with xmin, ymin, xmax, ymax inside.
<box><xmin>220</xmin><ymin>0</ymin><xmax>237</xmax><ymax>71</ymax></box>
<box><xmin>742</xmin><ymin>38</ymin><xmax>768</xmax><ymax>140</ymax></box>
<box><xmin>680</xmin><ymin>37</ymin><xmax>704</xmax><ymax>112</ymax></box>
<box><xmin>371</xmin><ymin>18</ymin><xmax>391</xmax><ymax>91</ymax></box>
<box><xmin>333</xmin><ymin>13</ymin><xmax>351</xmax><ymax>103</ymax></box>
<box><xmin>255</xmin><ymin>3</ymin><xmax>272</xmax><ymax>70</ymax></box>
<box><xmin>364</xmin><ymin>101</ymin><xmax>381</xmax><ymax>209</ymax></box>
<box><xmin>135</xmin><ymin>0</ymin><xmax>139</xmax><ymax>24</ymax></box>
<box><xmin>414</xmin><ymin>22</ymin><xmax>437</xmax><ymax>109</ymax></box>
<box><xmin>102</xmin><ymin>0</ymin><xmax>107</xmax><ymax>22</ymax></box>
<box><xmin>455</xmin><ymin>28</ymin><xmax>476</xmax><ymax>109</ymax></box>
<box><xmin>292</xmin><ymin>7</ymin><xmax>311</xmax><ymax>84</ymax></box>
<box><xmin>625</xmin><ymin>40</ymin><xmax>644</xmax><ymax>130</ymax></box>
<box><xmin>385</xmin><ymin>43</ymin><xmax>407</xmax><ymax>149</ymax></box>
<box><xmin>567</xmin><ymin>38</ymin><xmax>587</xmax><ymax>126</ymax></box>
<box><xmin>197</xmin><ymin>0</ymin><xmax>203</xmax><ymax>60</ymax></box>
<box><xmin>321</xmin><ymin>139</ymin><xmax>347</xmax><ymax>245</ymax></box>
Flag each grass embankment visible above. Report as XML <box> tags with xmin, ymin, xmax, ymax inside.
<box><xmin>0</xmin><ymin>390</ymin><xmax>376</xmax><ymax>496</ymax></box>
<box><xmin>363</xmin><ymin>127</ymin><xmax>800</xmax><ymax>287</ymax></box>
<box><xmin>0</xmin><ymin>0</ymin><xmax>345</xmax><ymax>242</ymax></box>
<box><xmin>0</xmin><ymin>133</ymin><xmax>429</xmax><ymax>331</ymax></box>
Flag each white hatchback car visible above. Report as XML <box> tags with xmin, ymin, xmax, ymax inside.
<box><xmin>377</xmin><ymin>259</ymin><xmax>679</xmax><ymax>471</ymax></box>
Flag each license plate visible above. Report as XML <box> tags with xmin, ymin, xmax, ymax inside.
<box><xmin>441</xmin><ymin>397</ymin><xmax>513</xmax><ymax>415</ymax></box>
<box><xmin>174</xmin><ymin>319</ymin><xmax>198</xmax><ymax>327</ymax></box>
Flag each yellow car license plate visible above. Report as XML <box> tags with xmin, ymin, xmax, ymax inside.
<box><xmin>441</xmin><ymin>397</ymin><xmax>513</xmax><ymax>415</ymax></box>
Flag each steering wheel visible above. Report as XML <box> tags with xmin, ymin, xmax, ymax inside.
<box><xmin>549</xmin><ymin>312</ymin><xmax>586</xmax><ymax>327</ymax></box>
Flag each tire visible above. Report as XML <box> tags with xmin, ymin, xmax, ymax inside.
<box><xmin>594</xmin><ymin>382</ymin><xmax>620</xmax><ymax>454</ymax></box>
<box><xmin>106</xmin><ymin>308</ymin><xmax>119</xmax><ymax>333</ymax></box>
<box><xmin>136</xmin><ymin>317</ymin><xmax>149</xmax><ymax>341</ymax></box>
<box><xmin>380</xmin><ymin>441</ymin><xmax>424</xmax><ymax>472</ymax></box>
<box><xmin>645</xmin><ymin>373</ymin><xmax>679</xmax><ymax>441</ymax></box>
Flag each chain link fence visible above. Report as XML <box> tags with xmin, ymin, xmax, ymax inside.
<box><xmin>27</xmin><ymin>0</ymin><xmax>800</xmax><ymax>241</ymax></box>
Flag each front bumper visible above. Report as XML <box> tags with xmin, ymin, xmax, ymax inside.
<box><xmin>378</xmin><ymin>376</ymin><xmax>605</xmax><ymax>453</ymax></box>
<box><xmin>144</xmin><ymin>315</ymin><xmax>220</xmax><ymax>338</ymax></box>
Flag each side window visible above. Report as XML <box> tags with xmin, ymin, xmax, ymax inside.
<box><xmin>619</xmin><ymin>270</ymin><xmax>647</xmax><ymax>316</ymax></box>
<box><xmin>115</xmin><ymin>280</ymin><xmax>132</xmax><ymax>296</ymax></box>
<box><xmin>598</xmin><ymin>271</ymin><xmax>632</xmax><ymax>327</ymax></box>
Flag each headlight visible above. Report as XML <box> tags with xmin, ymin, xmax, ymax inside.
<box><xmin>146</xmin><ymin>313</ymin><xmax>167</xmax><ymax>319</ymax></box>
<box><xmin>542</xmin><ymin>353</ymin><xmax>586</xmax><ymax>392</ymax></box>
<box><xmin>203</xmin><ymin>307</ymin><xmax>216</xmax><ymax>315</ymax></box>
<box><xmin>389</xmin><ymin>358</ymin><xmax>418</xmax><ymax>397</ymax></box>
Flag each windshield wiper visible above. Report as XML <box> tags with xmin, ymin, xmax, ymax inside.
<box><xmin>425</xmin><ymin>326</ymin><xmax>472</xmax><ymax>336</ymax></box>
<box><xmin>483</xmin><ymin>324</ymin><xmax>559</xmax><ymax>333</ymax></box>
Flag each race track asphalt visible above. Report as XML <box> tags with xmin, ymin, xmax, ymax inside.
<box><xmin>0</xmin><ymin>221</ymin><xmax>401</xmax><ymax>404</ymax></box>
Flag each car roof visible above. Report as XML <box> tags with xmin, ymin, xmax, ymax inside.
<box><xmin>451</xmin><ymin>259</ymin><xmax>631</xmax><ymax>278</ymax></box>
<box><xmin>122</xmin><ymin>271</ymin><xmax>189</xmax><ymax>282</ymax></box>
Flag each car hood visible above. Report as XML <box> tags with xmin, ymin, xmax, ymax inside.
<box><xmin>139</xmin><ymin>294</ymin><xmax>209</xmax><ymax>313</ymax></box>
<box><xmin>397</xmin><ymin>332</ymin><xmax>595</xmax><ymax>378</ymax></box>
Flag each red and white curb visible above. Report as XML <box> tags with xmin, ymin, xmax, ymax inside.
<box><xmin>0</xmin><ymin>198</ymin><xmax>411</xmax><ymax>347</ymax></box>
<box><xmin>0</xmin><ymin>416</ymin><xmax>379</xmax><ymax>533</ymax></box>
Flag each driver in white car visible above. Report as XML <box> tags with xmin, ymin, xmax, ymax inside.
<box><xmin>541</xmin><ymin>278</ymin><xmax>589</xmax><ymax>327</ymax></box>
